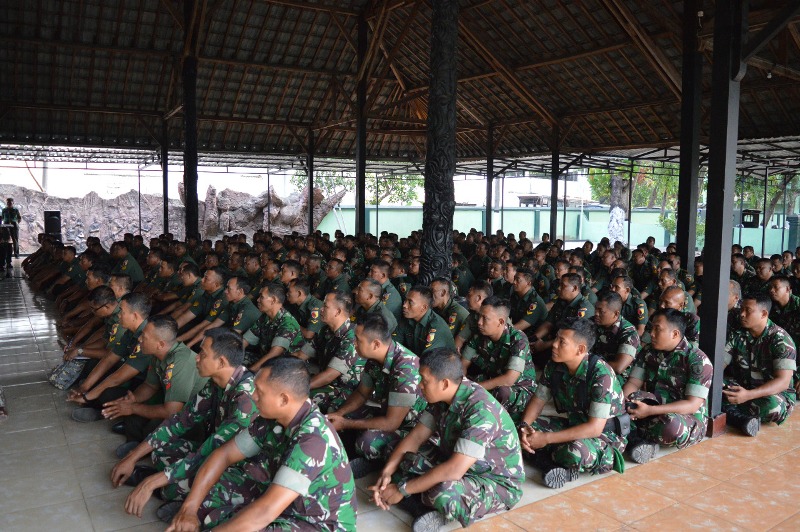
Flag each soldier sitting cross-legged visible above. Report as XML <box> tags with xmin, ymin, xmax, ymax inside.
<box><xmin>109</xmin><ymin>327</ymin><xmax>258</xmax><ymax>523</ymax></box>
<box><xmin>371</xmin><ymin>348</ymin><xmax>524</xmax><ymax>532</ymax></box>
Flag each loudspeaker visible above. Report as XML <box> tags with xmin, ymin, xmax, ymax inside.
<box><xmin>44</xmin><ymin>210</ymin><xmax>61</xmax><ymax>235</ymax></box>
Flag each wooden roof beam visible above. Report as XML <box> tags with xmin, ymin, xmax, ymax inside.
<box><xmin>599</xmin><ymin>0</ymin><xmax>682</xmax><ymax>98</ymax></box>
<box><xmin>265</xmin><ymin>0</ymin><xmax>358</xmax><ymax>17</ymax></box>
<box><xmin>459</xmin><ymin>20</ymin><xmax>556</xmax><ymax>127</ymax></box>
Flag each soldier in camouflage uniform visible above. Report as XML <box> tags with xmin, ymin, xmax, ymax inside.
<box><xmin>371</xmin><ymin>348</ymin><xmax>524</xmax><ymax>530</ymax></box>
<box><xmin>351</xmin><ymin>278</ymin><xmax>398</xmax><ymax>335</ymax></box>
<box><xmin>110</xmin><ymin>328</ymin><xmax>258</xmax><ymax>518</ymax></box>
<box><xmin>519</xmin><ymin>318</ymin><xmax>627</xmax><ymax>488</ymax></box>
<box><xmin>530</xmin><ymin>273</ymin><xmax>594</xmax><ymax>362</ymax></box>
<box><xmin>430</xmin><ymin>277</ymin><xmax>469</xmax><ymax>340</ymax></box>
<box><xmin>454</xmin><ymin>280</ymin><xmax>493</xmax><ymax>353</ymax></box>
<box><xmin>327</xmin><ymin>313</ymin><xmax>427</xmax><ymax>471</ymax></box>
<box><xmin>723</xmin><ymin>293</ymin><xmax>797</xmax><ymax>436</ymax></box>
<box><xmin>508</xmin><ymin>267</ymin><xmax>548</xmax><ymax>341</ymax></box>
<box><xmin>743</xmin><ymin>258</ymin><xmax>774</xmax><ymax>295</ymax></box>
<box><xmin>768</xmin><ymin>276</ymin><xmax>800</xmax><ymax>351</ymax></box>
<box><xmin>305</xmin><ymin>291</ymin><xmax>364</xmax><ymax>413</ymax></box>
<box><xmin>641</xmin><ymin>286</ymin><xmax>700</xmax><ymax>347</ymax></box>
<box><xmin>462</xmin><ymin>297</ymin><xmax>537</xmax><ymax>423</ymax></box>
<box><xmin>622</xmin><ymin>309</ymin><xmax>712</xmax><ymax>464</ymax></box>
<box><xmin>593</xmin><ymin>291</ymin><xmax>640</xmax><ymax>385</ymax></box>
<box><xmin>610</xmin><ymin>274</ymin><xmax>648</xmax><ymax>336</ymax></box>
<box><xmin>242</xmin><ymin>283</ymin><xmax>304</xmax><ymax>370</ymax></box>
<box><xmin>394</xmin><ymin>286</ymin><xmax>456</xmax><ymax>356</ymax></box>
<box><xmin>167</xmin><ymin>357</ymin><xmax>357</xmax><ymax>531</ymax></box>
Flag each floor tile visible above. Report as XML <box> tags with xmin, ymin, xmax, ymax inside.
<box><xmin>769</xmin><ymin>511</ymin><xmax>800</xmax><ymax>532</ymax></box>
<box><xmin>0</xmin><ymin>425</ymin><xmax>67</xmax><ymax>453</ymax></box>
<box><xmin>75</xmin><ymin>460</ymin><xmax>121</xmax><ymax>498</ymax></box>
<box><xmin>0</xmin><ymin>499</ymin><xmax>93</xmax><ymax>532</ymax></box>
<box><xmin>460</xmin><ymin>516</ymin><xmax>526</xmax><ymax>531</ymax></box>
<box><xmin>0</xmin><ymin>444</ymin><xmax>75</xmax><ymax>482</ymax></box>
<box><xmin>0</xmin><ymin>468</ymin><xmax>83</xmax><ymax>514</ymax></box>
<box><xmin>69</xmin><ymin>436</ymin><xmax>125</xmax><ymax>469</ymax></box>
<box><xmin>0</xmin><ymin>381</ymin><xmax>53</xmax><ymax>398</ymax></box>
<box><xmin>567</xmin><ymin>475</ymin><xmax>677</xmax><ymax>524</ymax></box>
<box><xmin>2</xmin><ymin>391</ymin><xmax>55</xmax><ymax>414</ymax></box>
<box><xmin>356</xmin><ymin>509</ymin><xmax>411</xmax><ymax>531</ymax></box>
<box><xmin>687</xmin><ymin>483</ymin><xmax>797</xmax><ymax>531</ymax></box>
<box><xmin>729</xmin><ymin>462</ymin><xmax>798</xmax><ymax>506</ymax></box>
<box><xmin>661</xmin><ymin>440</ymin><xmax>760</xmax><ymax>480</ymax></box>
<box><xmin>85</xmin><ymin>489</ymin><xmax>160</xmax><ymax>532</ymax></box>
<box><xmin>504</xmin><ymin>493</ymin><xmax>626</xmax><ymax>531</ymax></box>
<box><xmin>621</xmin><ymin>460</ymin><xmax>720</xmax><ymax>500</ymax></box>
<box><xmin>629</xmin><ymin>503</ymin><xmax>748</xmax><ymax>531</ymax></box>
<box><xmin>0</xmin><ymin>406</ymin><xmax>61</xmax><ymax>433</ymax></box>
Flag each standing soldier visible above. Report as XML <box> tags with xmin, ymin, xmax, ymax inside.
<box><xmin>519</xmin><ymin>318</ymin><xmax>628</xmax><ymax>488</ymax></box>
<box><xmin>2</xmin><ymin>197</ymin><xmax>22</xmax><ymax>257</ymax></box>
<box><xmin>371</xmin><ymin>348</ymin><xmax>524</xmax><ymax>531</ymax></box>
<box><xmin>461</xmin><ymin>297</ymin><xmax>537</xmax><ymax>423</ymax></box>
<box><xmin>622</xmin><ymin>309</ymin><xmax>712</xmax><ymax>464</ymax></box>
<box><xmin>723</xmin><ymin>293</ymin><xmax>796</xmax><ymax>436</ymax></box>
<box><xmin>166</xmin><ymin>357</ymin><xmax>357</xmax><ymax>531</ymax></box>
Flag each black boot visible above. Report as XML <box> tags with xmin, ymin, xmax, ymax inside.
<box><xmin>724</xmin><ymin>406</ymin><xmax>760</xmax><ymax>437</ymax></box>
<box><xmin>535</xmin><ymin>453</ymin><xmax>578</xmax><ymax>489</ymax></box>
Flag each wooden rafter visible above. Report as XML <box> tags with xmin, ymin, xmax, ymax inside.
<box><xmin>598</xmin><ymin>0</ymin><xmax>681</xmax><ymax>98</ymax></box>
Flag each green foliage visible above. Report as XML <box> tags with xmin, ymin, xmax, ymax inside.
<box><xmin>290</xmin><ymin>171</ymin><xmax>423</xmax><ymax>205</ymax></box>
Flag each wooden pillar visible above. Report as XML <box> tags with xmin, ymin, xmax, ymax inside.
<box><xmin>354</xmin><ymin>13</ymin><xmax>368</xmax><ymax>235</ymax></box>
<box><xmin>549</xmin><ymin>125</ymin><xmax>560</xmax><ymax>241</ymax></box>
<box><xmin>485</xmin><ymin>124</ymin><xmax>494</xmax><ymax>235</ymax></box>
<box><xmin>307</xmin><ymin>129</ymin><xmax>315</xmax><ymax>235</ymax></box>
<box><xmin>161</xmin><ymin>120</ymin><xmax>169</xmax><ymax>234</ymax></box>
<box><xmin>182</xmin><ymin>0</ymin><xmax>199</xmax><ymax>240</ymax></box>
<box><xmin>418</xmin><ymin>0</ymin><xmax>458</xmax><ymax>285</ymax></box>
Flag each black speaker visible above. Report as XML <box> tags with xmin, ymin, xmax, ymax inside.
<box><xmin>44</xmin><ymin>210</ymin><xmax>61</xmax><ymax>235</ymax></box>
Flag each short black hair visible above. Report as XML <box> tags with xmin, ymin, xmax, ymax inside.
<box><xmin>262</xmin><ymin>282</ymin><xmax>286</xmax><ymax>304</ymax></box>
<box><xmin>230</xmin><ymin>275</ymin><xmax>251</xmax><ymax>295</ymax></box>
<box><xmin>289</xmin><ymin>277</ymin><xmax>311</xmax><ymax>296</ymax></box>
<box><xmin>260</xmin><ymin>356</ymin><xmax>310</xmax><ymax>399</ymax></box>
<box><xmin>88</xmin><ymin>265</ymin><xmax>111</xmax><ymax>284</ymax></box>
<box><xmin>204</xmin><ymin>326</ymin><xmax>245</xmax><ymax>367</ymax></box>
<box><xmin>408</xmin><ymin>285</ymin><xmax>433</xmax><ymax>307</ymax></box>
<box><xmin>110</xmin><ymin>273</ymin><xmax>133</xmax><ymax>293</ymax></box>
<box><xmin>282</xmin><ymin>260</ymin><xmax>302</xmax><ymax>276</ymax></box>
<box><xmin>328</xmin><ymin>289</ymin><xmax>354</xmax><ymax>314</ymax></box>
<box><xmin>121</xmin><ymin>292</ymin><xmax>152</xmax><ymax>318</ymax></box>
<box><xmin>88</xmin><ymin>285</ymin><xmax>116</xmax><ymax>306</ymax></box>
<box><xmin>357</xmin><ymin>312</ymin><xmax>391</xmax><ymax>343</ymax></box>
<box><xmin>420</xmin><ymin>348</ymin><xmax>464</xmax><ymax>383</ymax></box>
<box><xmin>742</xmin><ymin>291</ymin><xmax>772</xmax><ymax>314</ymax></box>
<box><xmin>148</xmin><ymin>314</ymin><xmax>178</xmax><ymax>343</ymax></box>
<box><xmin>559</xmin><ymin>317</ymin><xmax>596</xmax><ymax>352</ymax></box>
<box><xmin>181</xmin><ymin>262</ymin><xmax>201</xmax><ymax>277</ymax></box>
<box><xmin>481</xmin><ymin>295</ymin><xmax>511</xmax><ymax>318</ymax></box>
<box><xmin>469</xmin><ymin>280</ymin><xmax>493</xmax><ymax>298</ymax></box>
<box><xmin>596</xmin><ymin>290</ymin><xmax>623</xmax><ymax>312</ymax></box>
<box><xmin>561</xmin><ymin>272</ymin><xmax>582</xmax><ymax>290</ymax></box>
<box><xmin>650</xmin><ymin>308</ymin><xmax>688</xmax><ymax>337</ymax></box>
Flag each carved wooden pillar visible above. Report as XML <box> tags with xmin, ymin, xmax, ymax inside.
<box><xmin>418</xmin><ymin>0</ymin><xmax>458</xmax><ymax>285</ymax></box>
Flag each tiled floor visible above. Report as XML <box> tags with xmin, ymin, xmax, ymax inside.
<box><xmin>1</xmin><ymin>257</ymin><xmax>799</xmax><ymax>531</ymax></box>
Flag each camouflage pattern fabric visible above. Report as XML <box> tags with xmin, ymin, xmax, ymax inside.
<box><xmin>147</xmin><ymin>366</ymin><xmax>258</xmax><ymax>500</ymax></box>
<box><xmin>353</xmin><ymin>341</ymin><xmax>427</xmax><ymax>460</ymax></box>
<box><xmin>242</xmin><ymin>308</ymin><xmax>304</xmax><ymax>363</ymax></box>
<box><xmin>594</xmin><ymin>318</ymin><xmax>641</xmax><ymax>384</ymax></box>
<box><xmin>310</xmin><ymin>320</ymin><xmax>364</xmax><ymax>413</ymax></box>
<box><xmin>395</xmin><ymin>379</ymin><xmax>523</xmax><ymax>526</ymax></box>
<box><xmin>462</xmin><ymin>325</ymin><xmax>537</xmax><ymax>423</ymax></box>
<box><xmin>724</xmin><ymin>320</ymin><xmax>797</xmax><ymax>424</ymax></box>
<box><xmin>533</xmin><ymin>356</ymin><xmax>627</xmax><ymax>473</ymax></box>
<box><xmin>770</xmin><ymin>294</ymin><xmax>800</xmax><ymax>347</ymax></box>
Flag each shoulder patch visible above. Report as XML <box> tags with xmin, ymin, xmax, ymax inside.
<box><xmin>577</xmin><ymin>307</ymin><xmax>587</xmax><ymax>318</ymax></box>
<box><xmin>382</xmin><ymin>292</ymin><xmax>390</xmax><ymax>303</ymax></box>
<box><xmin>527</xmin><ymin>303</ymin><xmax>537</xmax><ymax>315</ymax></box>
<box><xmin>426</xmin><ymin>329</ymin><xmax>436</xmax><ymax>346</ymax></box>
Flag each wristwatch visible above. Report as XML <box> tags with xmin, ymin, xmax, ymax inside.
<box><xmin>397</xmin><ymin>481</ymin><xmax>410</xmax><ymax>498</ymax></box>
<box><xmin>77</xmin><ymin>347</ymin><xmax>84</xmax><ymax>356</ymax></box>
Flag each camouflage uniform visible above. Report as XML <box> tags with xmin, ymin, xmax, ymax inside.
<box><xmin>309</xmin><ymin>320</ymin><xmax>365</xmax><ymax>413</ymax></box>
<box><xmin>724</xmin><ymin>320</ymin><xmax>797</xmax><ymax>424</ymax></box>
<box><xmin>769</xmin><ymin>294</ymin><xmax>800</xmax><ymax>347</ymax></box>
<box><xmin>353</xmin><ymin>341</ymin><xmax>427</xmax><ymax>460</ymax></box>
<box><xmin>434</xmin><ymin>297</ymin><xmax>469</xmax><ymax>340</ymax></box>
<box><xmin>351</xmin><ymin>299</ymin><xmax>397</xmax><ymax>338</ymax></box>
<box><xmin>393</xmin><ymin>308</ymin><xmax>456</xmax><ymax>357</ymax></box>
<box><xmin>509</xmin><ymin>288</ymin><xmax>548</xmax><ymax>335</ymax></box>
<box><xmin>227</xmin><ymin>296</ymin><xmax>262</xmax><ymax>334</ymax></box>
<box><xmin>112</xmin><ymin>252</ymin><xmax>145</xmax><ymax>284</ymax></box>
<box><xmin>462</xmin><ymin>325</ymin><xmax>537</xmax><ymax>423</ymax></box>
<box><xmin>201</xmin><ymin>401</ymin><xmax>357</xmax><ymax>530</ymax></box>
<box><xmin>743</xmin><ymin>276</ymin><xmax>771</xmax><ymax>295</ymax></box>
<box><xmin>594</xmin><ymin>318</ymin><xmax>641</xmax><ymax>385</ymax></box>
<box><xmin>628</xmin><ymin>337</ymin><xmax>712</xmax><ymax>448</ymax></box>
<box><xmin>146</xmin><ymin>366</ymin><xmax>258</xmax><ymax>501</ymax></box>
<box><xmin>396</xmin><ymin>379</ymin><xmax>524</xmax><ymax>526</ymax></box>
<box><xmin>621</xmin><ymin>293</ymin><xmax>648</xmax><ymax>331</ymax></box>
<box><xmin>243</xmin><ymin>308</ymin><xmax>304</xmax><ymax>364</ymax></box>
<box><xmin>642</xmin><ymin>311</ymin><xmax>700</xmax><ymax>348</ymax></box>
<box><xmin>545</xmin><ymin>294</ymin><xmax>595</xmax><ymax>329</ymax></box>
<box><xmin>532</xmin><ymin>355</ymin><xmax>627</xmax><ymax>473</ymax></box>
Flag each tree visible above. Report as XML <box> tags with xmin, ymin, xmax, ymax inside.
<box><xmin>736</xmin><ymin>172</ymin><xmax>799</xmax><ymax>227</ymax></box>
<box><xmin>290</xmin><ymin>171</ymin><xmax>423</xmax><ymax>206</ymax></box>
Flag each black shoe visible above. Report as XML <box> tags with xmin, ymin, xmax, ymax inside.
<box><xmin>724</xmin><ymin>407</ymin><xmax>760</xmax><ymax>437</ymax></box>
<box><xmin>349</xmin><ymin>457</ymin><xmax>380</xmax><ymax>479</ymax></box>
<box><xmin>157</xmin><ymin>501</ymin><xmax>184</xmax><ymax>523</ymax></box>
<box><xmin>115</xmin><ymin>441</ymin><xmax>139</xmax><ymax>459</ymax></box>
<box><xmin>628</xmin><ymin>441</ymin><xmax>659</xmax><ymax>464</ymax></box>
<box><xmin>111</xmin><ymin>421</ymin><xmax>126</xmax><ymax>435</ymax></box>
<box><xmin>124</xmin><ymin>465</ymin><xmax>159</xmax><ymax>487</ymax></box>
